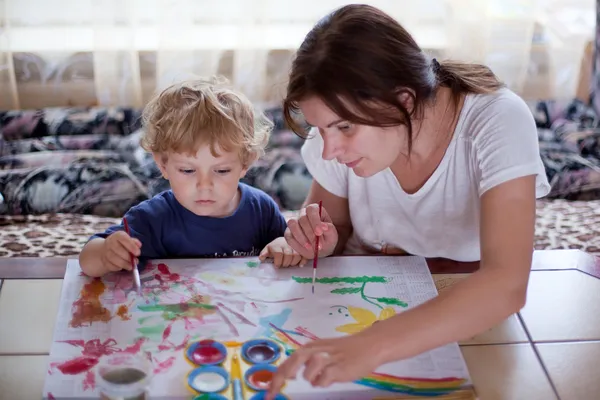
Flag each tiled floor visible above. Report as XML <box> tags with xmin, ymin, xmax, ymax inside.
<box><xmin>1</xmin><ymin>255</ymin><xmax>599</xmax><ymax>400</ymax></box>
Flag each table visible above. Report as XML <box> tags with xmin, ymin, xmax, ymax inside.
<box><xmin>0</xmin><ymin>250</ymin><xmax>599</xmax><ymax>400</ymax></box>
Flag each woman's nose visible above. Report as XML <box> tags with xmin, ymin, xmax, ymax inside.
<box><xmin>321</xmin><ymin>133</ymin><xmax>344</xmax><ymax>161</ymax></box>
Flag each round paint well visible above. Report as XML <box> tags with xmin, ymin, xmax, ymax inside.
<box><xmin>188</xmin><ymin>366</ymin><xmax>229</xmax><ymax>393</ymax></box>
<box><xmin>193</xmin><ymin>394</ymin><xmax>229</xmax><ymax>400</ymax></box>
<box><xmin>249</xmin><ymin>392</ymin><xmax>289</xmax><ymax>400</ymax></box>
<box><xmin>241</xmin><ymin>339</ymin><xmax>281</xmax><ymax>365</ymax></box>
<box><xmin>244</xmin><ymin>364</ymin><xmax>277</xmax><ymax>391</ymax></box>
<box><xmin>186</xmin><ymin>340</ymin><xmax>227</xmax><ymax>366</ymax></box>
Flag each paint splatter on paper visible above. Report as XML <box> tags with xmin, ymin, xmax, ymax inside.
<box><xmin>69</xmin><ymin>279</ymin><xmax>111</xmax><ymax>328</ymax></box>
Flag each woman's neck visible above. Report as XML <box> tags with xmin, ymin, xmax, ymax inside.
<box><xmin>405</xmin><ymin>87</ymin><xmax>461</xmax><ymax>161</ymax></box>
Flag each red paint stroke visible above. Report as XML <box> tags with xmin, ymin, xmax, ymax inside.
<box><xmin>295</xmin><ymin>326</ymin><xmax>319</xmax><ymax>340</ymax></box>
<box><xmin>83</xmin><ymin>370</ymin><xmax>95</xmax><ymax>390</ymax></box>
<box><xmin>251</xmin><ymin>302</ymin><xmax>258</xmax><ymax>309</ymax></box>
<box><xmin>216</xmin><ymin>302</ymin><xmax>257</xmax><ymax>326</ymax></box>
<box><xmin>56</xmin><ymin>356</ymin><xmax>98</xmax><ymax>375</ymax></box>
<box><xmin>269</xmin><ymin>323</ymin><xmax>302</xmax><ymax>347</ymax></box>
<box><xmin>157</xmin><ymin>322</ymin><xmax>190</xmax><ymax>352</ymax></box>
<box><xmin>69</xmin><ymin>279</ymin><xmax>112</xmax><ymax>328</ymax></box>
<box><xmin>157</xmin><ymin>263</ymin><xmax>181</xmax><ymax>282</ymax></box>
<box><xmin>47</xmin><ymin>393</ymin><xmax>56</xmax><ymax>400</ymax></box>
<box><xmin>121</xmin><ymin>338</ymin><xmax>146</xmax><ymax>354</ymax></box>
<box><xmin>217</xmin><ymin>306</ymin><xmax>239</xmax><ymax>337</ymax></box>
<box><xmin>51</xmin><ymin>338</ymin><xmax>146</xmax><ymax>391</ymax></box>
<box><xmin>162</xmin><ymin>324</ymin><xmax>172</xmax><ymax>341</ymax></box>
<box><xmin>153</xmin><ymin>356</ymin><xmax>175</xmax><ymax>374</ymax></box>
<box><xmin>246</xmin><ymin>296</ymin><xmax>304</xmax><ymax>303</ymax></box>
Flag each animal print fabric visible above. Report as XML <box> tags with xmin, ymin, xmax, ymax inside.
<box><xmin>1</xmin><ymin>202</ymin><xmax>598</xmax><ymax>258</ymax></box>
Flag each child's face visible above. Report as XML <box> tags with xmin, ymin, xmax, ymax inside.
<box><xmin>155</xmin><ymin>144</ymin><xmax>248</xmax><ymax>217</ymax></box>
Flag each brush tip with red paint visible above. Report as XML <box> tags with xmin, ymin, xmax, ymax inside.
<box><xmin>311</xmin><ymin>200</ymin><xmax>323</xmax><ymax>295</ymax></box>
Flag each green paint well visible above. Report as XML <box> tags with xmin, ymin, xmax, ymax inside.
<box><xmin>292</xmin><ymin>276</ymin><xmax>388</xmax><ymax>284</ymax></box>
<box><xmin>246</xmin><ymin>260</ymin><xmax>260</xmax><ymax>268</ymax></box>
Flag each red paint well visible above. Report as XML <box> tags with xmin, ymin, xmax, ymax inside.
<box><xmin>248</xmin><ymin>369</ymin><xmax>274</xmax><ymax>389</ymax></box>
<box><xmin>192</xmin><ymin>344</ymin><xmax>224</xmax><ymax>364</ymax></box>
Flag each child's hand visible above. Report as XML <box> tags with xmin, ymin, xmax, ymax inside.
<box><xmin>259</xmin><ymin>237</ymin><xmax>308</xmax><ymax>268</ymax></box>
<box><xmin>285</xmin><ymin>203</ymin><xmax>338</xmax><ymax>259</ymax></box>
<box><xmin>102</xmin><ymin>231</ymin><xmax>142</xmax><ymax>272</ymax></box>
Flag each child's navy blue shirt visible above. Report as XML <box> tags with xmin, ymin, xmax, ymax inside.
<box><xmin>92</xmin><ymin>183</ymin><xmax>287</xmax><ymax>260</ymax></box>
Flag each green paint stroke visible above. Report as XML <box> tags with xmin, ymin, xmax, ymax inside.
<box><xmin>374</xmin><ymin>297</ymin><xmax>408</xmax><ymax>307</ymax></box>
<box><xmin>138</xmin><ymin>302</ymin><xmax>215</xmax><ymax>313</ymax></box>
<box><xmin>136</xmin><ymin>324</ymin><xmax>166</xmax><ymax>336</ymax></box>
<box><xmin>246</xmin><ymin>260</ymin><xmax>260</xmax><ymax>268</ymax></box>
<box><xmin>292</xmin><ymin>276</ymin><xmax>388</xmax><ymax>284</ymax></box>
<box><xmin>137</xmin><ymin>316</ymin><xmax>154</xmax><ymax>324</ymax></box>
<box><xmin>138</xmin><ymin>302</ymin><xmax>217</xmax><ymax>322</ymax></box>
<box><xmin>330</xmin><ymin>287</ymin><xmax>362</xmax><ymax>294</ymax></box>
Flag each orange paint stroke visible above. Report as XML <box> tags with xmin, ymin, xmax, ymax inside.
<box><xmin>116</xmin><ymin>304</ymin><xmax>131</xmax><ymax>321</ymax></box>
<box><xmin>69</xmin><ymin>279</ymin><xmax>112</xmax><ymax>328</ymax></box>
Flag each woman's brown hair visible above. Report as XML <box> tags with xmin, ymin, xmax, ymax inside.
<box><xmin>283</xmin><ymin>4</ymin><xmax>505</xmax><ymax>150</ymax></box>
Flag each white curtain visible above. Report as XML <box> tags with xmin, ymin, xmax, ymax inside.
<box><xmin>0</xmin><ymin>0</ymin><xmax>595</xmax><ymax>110</ymax></box>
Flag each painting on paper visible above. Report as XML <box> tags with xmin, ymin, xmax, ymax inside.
<box><xmin>43</xmin><ymin>256</ymin><xmax>474</xmax><ymax>399</ymax></box>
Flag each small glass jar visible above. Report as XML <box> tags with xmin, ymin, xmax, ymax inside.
<box><xmin>96</xmin><ymin>353</ymin><xmax>153</xmax><ymax>400</ymax></box>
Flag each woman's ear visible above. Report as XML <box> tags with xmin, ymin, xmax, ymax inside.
<box><xmin>397</xmin><ymin>90</ymin><xmax>415</xmax><ymax>113</ymax></box>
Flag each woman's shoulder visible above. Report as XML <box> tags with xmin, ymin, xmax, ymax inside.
<box><xmin>461</xmin><ymin>88</ymin><xmax>537</xmax><ymax>141</ymax></box>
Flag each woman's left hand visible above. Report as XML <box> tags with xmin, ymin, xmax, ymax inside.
<box><xmin>265</xmin><ymin>331</ymin><xmax>385</xmax><ymax>399</ymax></box>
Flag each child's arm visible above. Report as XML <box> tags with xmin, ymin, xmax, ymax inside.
<box><xmin>259</xmin><ymin>236</ymin><xmax>308</xmax><ymax>268</ymax></box>
<box><xmin>79</xmin><ymin>232</ymin><xmax>142</xmax><ymax>277</ymax></box>
<box><xmin>79</xmin><ymin>205</ymin><xmax>156</xmax><ymax>277</ymax></box>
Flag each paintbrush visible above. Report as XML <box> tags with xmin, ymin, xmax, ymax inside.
<box><xmin>122</xmin><ymin>218</ymin><xmax>141</xmax><ymax>295</ymax></box>
<box><xmin>231</xmin><ymin>352</ymin><xmax>245</xmax><ymax>400</ymax></box>
<box><xmin>311</xmin><ymin>200</ymin><xmax>323</xmax><ymax>294</ymax></box>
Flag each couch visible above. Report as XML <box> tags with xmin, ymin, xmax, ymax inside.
<box><xmin>1</xmin><ymin>101</ymin><xmax>599</xmax><ymax>258</ymax></box>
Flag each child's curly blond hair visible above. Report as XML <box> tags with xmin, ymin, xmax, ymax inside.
<box><xmin>141</xmin><ymin>77</ymin><xmax>272</xmax><ymax>167</ymax></box>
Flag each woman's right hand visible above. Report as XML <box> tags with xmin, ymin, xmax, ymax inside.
<box><xmin>102</xmin><ymin>231</ymin><xmax>141</xmax><ymax>272</ymax></box>
<box><xmin>284</xmin><ymin>203</ymin><xmax>338</xmax><ymax>259</ymax></box>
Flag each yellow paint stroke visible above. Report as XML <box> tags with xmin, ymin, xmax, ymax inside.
<box><xmin>335</xmin><ymin>306</ymin><xmax>395</xmax><ymax>334</ymax></box>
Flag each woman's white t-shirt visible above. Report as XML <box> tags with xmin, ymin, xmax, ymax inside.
<box><xmin>301</xmin><ymin>88</ymin><xmax>551</xmax><ymax>262</ymax></box>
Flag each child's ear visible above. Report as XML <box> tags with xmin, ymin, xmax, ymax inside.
<box><xmin>152</xmin><ymin>153</ymin><xmax>169</xmax><ymax>180</ymax></box>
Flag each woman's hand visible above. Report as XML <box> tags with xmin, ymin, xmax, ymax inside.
<box><xmin>259</xmin><ymin>237</ymin><xmax>308</xmax><ymax>268</ymax></box>
<box><xmin>265</xmin><ymin>330</ymin><xmax>385</xmax><ymax>399</ymax></box>
<box><xmin>284</xmin><ymin>203</ymin><xmax>339</xmax><ymax>259</ymax></box>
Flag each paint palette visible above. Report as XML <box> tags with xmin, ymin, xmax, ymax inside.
<box><xmin>185</xmin><ymin>338</ymin><xmax>289</xmax><ymax>399</ymax></box>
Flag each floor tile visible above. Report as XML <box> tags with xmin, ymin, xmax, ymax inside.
<box><xmin>0</xmin><ymin>355</ymin><xmax>48</xmax><ymax>400</ymax></box>
<box><xmin>433</xmin><ymin>275</ymin><xmax>528</xmax><ymax>344</ymax></box>
<box><xmin>520</xmin><ymin>270</ymin><xmax>600</xmax><ymax>342</ymax></box>
<box><xmin>0</xmin><ymin>279</ymin><xmax>63</xmax><ymax>354</ymax></box>
<box><xmin>537</xmin><ymin>341</ymin><xmax>600</xmax><ymax>400</ymax></box>
<box><xmin>461</xmin><ymin>344</ymin><xmax>557</xmax><ymax>400</ymax></box>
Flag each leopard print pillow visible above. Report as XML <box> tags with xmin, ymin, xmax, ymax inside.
<box><xmin>0</xmin><ymin>201</ymin><xmax>598</xmax><ymax>258</ymax></box>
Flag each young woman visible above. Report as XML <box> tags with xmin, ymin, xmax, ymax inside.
<box><xmin>266</xmin><ymin>4</ymin><xmax>549</xmax><ymax>398</ymax></box>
